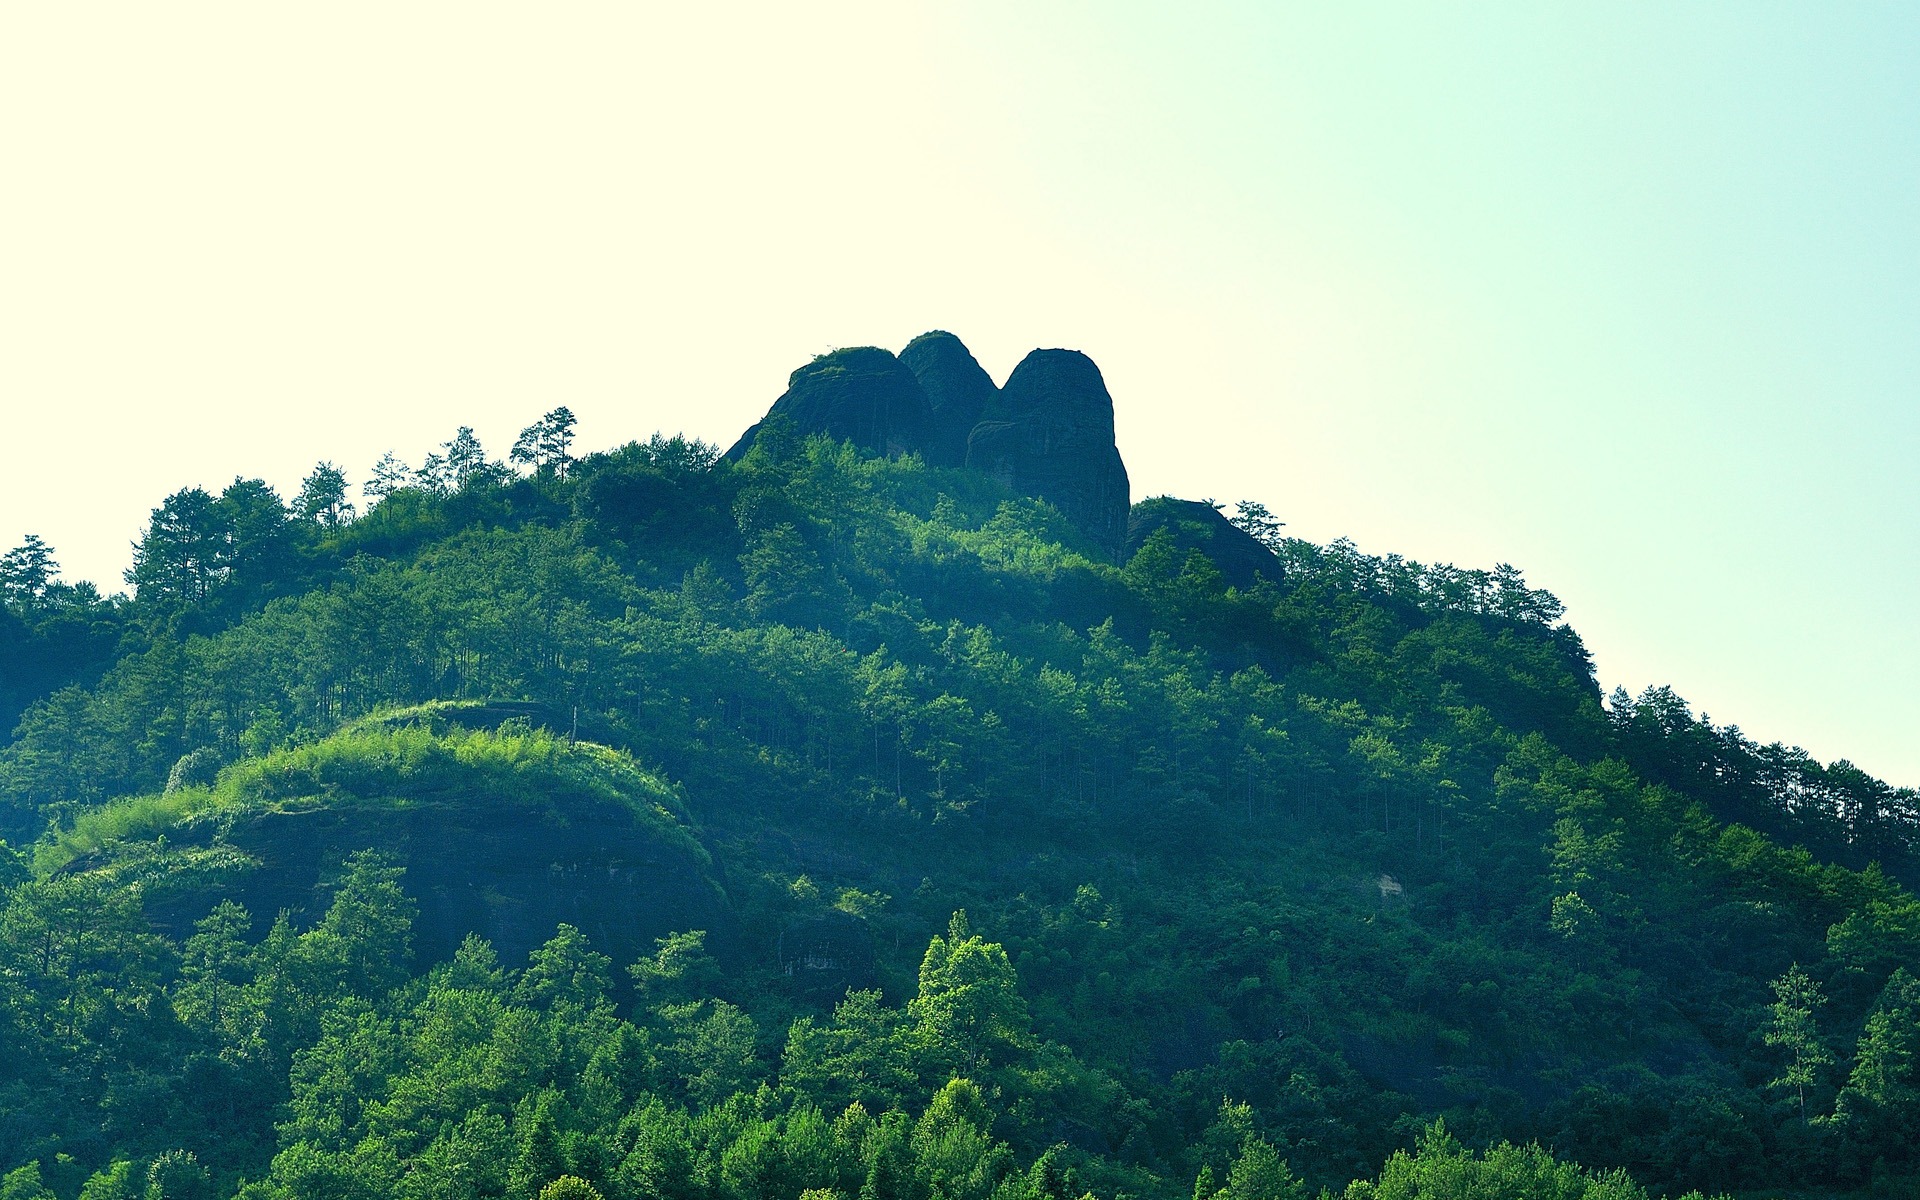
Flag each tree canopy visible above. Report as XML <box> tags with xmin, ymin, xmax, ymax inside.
<box><xmin>2</xmin><ymin>413</ymin><xmax>1916</xmax><ymax>1199</ymax></box>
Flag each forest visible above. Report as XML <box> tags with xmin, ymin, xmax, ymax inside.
<box><xmin>3</xmin><ymin>357</ymin><xmax>1919</xmax><ymax>1200</ymax></box>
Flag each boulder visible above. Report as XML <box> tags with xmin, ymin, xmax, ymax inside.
<box><xmin>725</xmin><ymin>346</ymin><xmax>933</xmax><ymax>462</ymax></box>
<box><xmin>900</xmin><ymin>330</ymin><xmax>998</xmax><ymax>468</ymax></box>
<box><xmin>967</xmin><ymin>349</ymin><xmax>1132</xmax><ymax>559</ymax></box>
<box><xmin>1126</xmin><ymin>497</ymin><xmax>1283</xmax><ymax>590</ymax></box>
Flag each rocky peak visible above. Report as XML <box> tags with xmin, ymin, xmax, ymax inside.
<box><xmin>725</xmin><ymin>346</ymin><xmax>933</xmax><ymax>462</ymax></box>
<box><xmin>967</xmin><ymin>349</ymin><xmax>1132</xmax><ymax>559</ymax></box>
<box><xmin>726</xmin><ymin>336</ymin><xmax>1136</xmax><ymax>560</ymax></box>
<box><xmin>899</xmin><ymin>330</ymin><xmax>998</xmax><ymax>469</ymax></box>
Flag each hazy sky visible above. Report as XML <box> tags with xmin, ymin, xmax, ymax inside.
<box><xmin>3</xmin><ymin>5</ymin><xmax>1915</xmax><ymax>786</ymax></box>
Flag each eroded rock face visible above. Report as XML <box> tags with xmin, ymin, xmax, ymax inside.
<box><xmin>776</xmin><ymin>910</ymin><xmax>877</xmax><ymax>1001</ymax></box>
<box><xmin>725</xmin><ymin>347</ymin><xmax>933</xmax><ymax>462</ymax></box>
<box><xmin>143</xmin><ymin>796</ymin><xmax>732</xmax><ymax>973</ymax></box>
<box><xmin>1126</xmin><ymin>497</ymin><xmax>1283</xmax><ymax>590</ymax></box>
<box><xmin>899</xmin><ymin>330</ymin><xmax>997</xmax><ymax>469</ymax></box>
<box><xmin>968</xmin><ymin>349</ymin><xmax>1132</xmax><ymax>559</ymax></box>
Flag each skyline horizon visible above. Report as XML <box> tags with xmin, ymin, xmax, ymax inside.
<box><xmin>4</xmin><ymin>5</ymin><xmax>1915</xmax><ymax>789</ymax></box>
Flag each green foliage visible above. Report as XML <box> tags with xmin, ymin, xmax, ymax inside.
<box><xmin>537</xmin><ymin>1178</ymin><xmax>604</xmax><ymax>1200</ymax></box>
<box><xmin>77</xmin><ymin>1161</ymin><xmax>139</xmax><ymax>1200</ymax></box>
<box><xmin>145</xmin><ymin>1151</ymin><xmax>212</xmax><ymax>1200</ymax></box>
<box><xmin>1833</xmin><ymin>968</ymin><xmax>1920</xmax><ymax>1174</ymax></box>
<box><xmin>629</xmin><ymin>931</ymin><xmax>722</xmax><ymax>1009</ymax></box>
<box><xmin>0</xmin><ymin>1163</ymin><xmax>55</xmax><ymax>1200</ymax></box>
<box><xmin>908</xmin><ymin>913</ymin><xmax>1033</xmax><ymax>1077</ymax></box>
<box><xmin>1340</xmin><ymin>1122</ymin><xmax>1694</xmax><ymax>1200</ymax></box>
<box><xmin>1764</xmin><ymin>963</ymin><xmax>1832</xmax><ymax>1122</ymax></box>
<box><xmin>4</xmin><ymin>422</ymin><xmax>1920</xmax><ymax>1199</ymax></box>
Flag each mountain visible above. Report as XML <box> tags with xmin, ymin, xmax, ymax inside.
<box><xmin>1</xmin><ymin>333</ymin><xmax>1917</xmax><ymax>1200</ymax></box>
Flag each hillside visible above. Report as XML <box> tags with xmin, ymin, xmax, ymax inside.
<box><xmin>2</xmin><ymin>332</ymin><xmax>1918</xmax><ymax>1200</ymax></box>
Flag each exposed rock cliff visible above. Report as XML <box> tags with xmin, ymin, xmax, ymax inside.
<box><xmin>967</xmin><ymin>349</ymin><xmax>1132</xmax><ymax>559</ymax></box>
<box><xmin>725</xmin><ymin>346</ymin><xmax>933</xmax><ymax>462</ymax></box>
<box><xmin>112</xmin><ymin>714</ymin><xmax>736</xmax><ymax>973</ymax></box>
<box><xmin>1126</xmin><ymin>497</ymin><xmax>1283</xmax><ymax>590</ymax></box>
<box><xmin>158</xmin><ymin>793</ymin><xmax>732</xmax><ymax>972</ymax></box>
<box><xmin>899</xmin><ymin>330</ymin><xmax>997</xmax><ymax>469</ymax></box>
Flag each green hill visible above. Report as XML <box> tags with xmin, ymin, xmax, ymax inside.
<box><xmin>1</xmin><ymin>334</ymin><xmax>1916</xmax><ymax>1200</ymax></box>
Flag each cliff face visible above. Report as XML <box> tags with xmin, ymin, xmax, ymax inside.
<box><xmin>114</xmin><ymin>716</ymin><xmax>736</xmax><ymax>973</ymax></box>
<box><xmin>1126</xmin><ymin>497</ymin><xmax>1283</xmax><ymax>590</ymax></box>
<box><xmin>129</xmin><ymin>794</ymin><xmax>731</xmax><ymax>973</ymax></box>
<box><xmin>725</xmin><ymin>347</ymin><xmax>933</xmax><ymax>463</ymax></box>
<box><xmin>223</xmin><ymin>799</ymin><xmax>729</xmax><ymax>969</ymax></box>
<box><xmin>967</xmin><ymin>349</ymin><xmax>1132</xmax><ymax>560</ymax></box>
<box><xmin>899</xmin><ymin>330</ymin><xmax>997</xmax><ymax>469</ymax></box>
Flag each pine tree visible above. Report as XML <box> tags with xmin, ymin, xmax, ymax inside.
<box><xmin>364</xmin><ymin>451</ymin><xmax>411</xmax><ymax>502</ymax></box>
<box><xmin>0</xmin><ymin>535</ymin><xmax>56</xmax><ymax>612</ymax></box>
<box><xmin>511</xmin><ymin>408</ymin><xmax>578</xmax><ymax>478</ymax></box>
<box><xmin>295</xmin><ymin>462</ymin><xmax>353</xmax><ymax>525</ymax></box>
<box><xmin>1765</xmin><ymin>963</ymin><xmax>1832</xmax><ymax>1123</ymax></box>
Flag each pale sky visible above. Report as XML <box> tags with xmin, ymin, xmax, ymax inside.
<box><xmin>2</xmin><ymin>5</ymin><xmax>1915</xmax><ymax>786</ymax></box>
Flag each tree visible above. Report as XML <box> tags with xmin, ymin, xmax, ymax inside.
<box><xmin>76</xmin><ymin>1161</ymin><xmax>138</xmax><ymax>1200</ymax></box>
<box><xmin>538</xmin><ymin>1179</ymin><xmax>605</xmax><ymax>1200</ymax></box>
<box><xmin>739</xmin><ymin>523</ymin><xmax>829</xmax><ymax>622</ymax></box>
<box><xmin>125</xmin><ymin>479</ymin><xmax>288</xmax><ymax>608</ymax></box>
<box><xmin>658</xmin><ymin>999</ymin><xmax>758</xmax><ymax>1106</ymax></box>
<box><xmin>1834</xmin><ymin>968</ymin><xmax>1920</xmax><ymax>1169</ymax></box>
<box><xmin>510</xmin><ymin>1101</ymin><xmax>567</xmax><ymax>1200</ymax></box>
<box><xmin>512</xmin><ymin>408</ymin><xmax>579</xmax><ymax>479</ymax></box>
<box><xmin>408</xmin><ymin>428</ymin><xmax>490</xmax><ymax>494</ymax></box>
<box><xmin>364</xmin><ymin>451</ymin><xmax>412</xmax><ymax>502</ymax></box>
<box><xmin>444</xmin><ymin>426</ymin><xmax>488</xmax><ymax>486</ymax></box>
<box><xmin>910</xmin><ymin>1078</ymin><xmax>1009</xmax><ymax>1200</ymax></box>
<box><xmin>1</xmin><ymin>1162</ymin><xmax>56</xmax><ymax>1200</ymax></box>
<box><xmin>628</xmin><ymin>929</ymin><xmax>721</xmax><ymax>1009</ymax></box>
<box><xmin>297</xmin><ymin>462</ymin><xmax>354</xmax><ymax>525</ymax></box>
<box><xmin>1221</xmin><ymin>1136</ymin><xmax>1307</xmax><ymax>1200</ymax></box>
<box><xmin>302</xmin><ymin>851</ymin><xmax>416</xmax><ymax>1000</ymax></box>
<box><xmin>143</xmin><ymin>1151</ymin><xmax>211</xmax><ymax>1200</ymax></box>
<box><xmin>1349</xmin><ymin>1121</ymin><xmax>1655</xmax><ymax>1200</ymax></box>
<box><xmin>907</xmin><ymin>912</ymin><xmax>1032</xmax><ymax>1075</ymax></box>
<box><xmin>0</xmin><ymin>535</ymin><xmax>57</xmax><ymax>612</ymax></box>
<box><xmin>1764</xmin><ymin>963</ymin><xmax>1831</xmax><ymax>1123</ymax></box>
<box><xmin>782</xmin><ymin>989</ymin><xmax>916</xmax><ymax>1112</ymax></box>
<box><xmin>214</xmin><ymin>477</ymin><xmax>293</xmax><ymax>589</ymax></box>
<box><xmin>0</xmin><ymin>874</ymin><xmax>167</xmax><ymax>1051</ymax></box>
<box><xmin>127</xmin><ymin>487</ymin><xmax>225</xmax><ymax>603</ymax></box>
<box><xmin>1228</xmin><ymin>501</ymin><xmax>1285</xmax><ymax>551</ymax></box>
<box><xmin>174</xmin><ymin>900</ymin><xmax>257</xmax><ymax>1041</ymax></box>
<box><xmin>516</xmin><ymin>923</ymin><xmax>613</xmax><ymax>1011</ymax></box>
<box><xmin>413</xmin><ymin>452</ymin><xmax>452</xmax><ymax>494</ymax></box>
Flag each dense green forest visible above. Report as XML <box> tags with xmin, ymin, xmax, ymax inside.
<box><xmin>3</xmin><ymin>338</ymin><xmax>1919</xmax><ymax>1200</ymax></box>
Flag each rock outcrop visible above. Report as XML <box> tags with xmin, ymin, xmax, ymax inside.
<box><xmin>899</xmin><ymin>330</ymin><xmax>997</xmax><ymax>469</ymax></box>
<box><xmin>120</xmin><ymin>709</ymin><xmax>735</xmax><ymax>973</ymax></box>
<box><xmin>776</xmin><ymin>910</ymin><xmax>877</xmax><ymax>1001</ymax></box>
<box><xmin>725</xmin><ymin>346</ymin><xmax>933</xmax><ymax>462</ymax></box>
<box><xmin>1126</xmin><ymin>497</ymin><xmax>1283</xmax><ymax>590</ymax></box>
<box><xmin>202</xmin><ymin>792</ymin><xmax>730</xmax><ymax>972</ymax></box>
<box><xmin>967</xmin><ymin>349</ymin><xmax>1132</xmax><ymax>559</ymax></box>
<box><xmin>727</xmin><ymin>335</ymin><xmax>1137</xmax><ymax>560</ymax></box>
